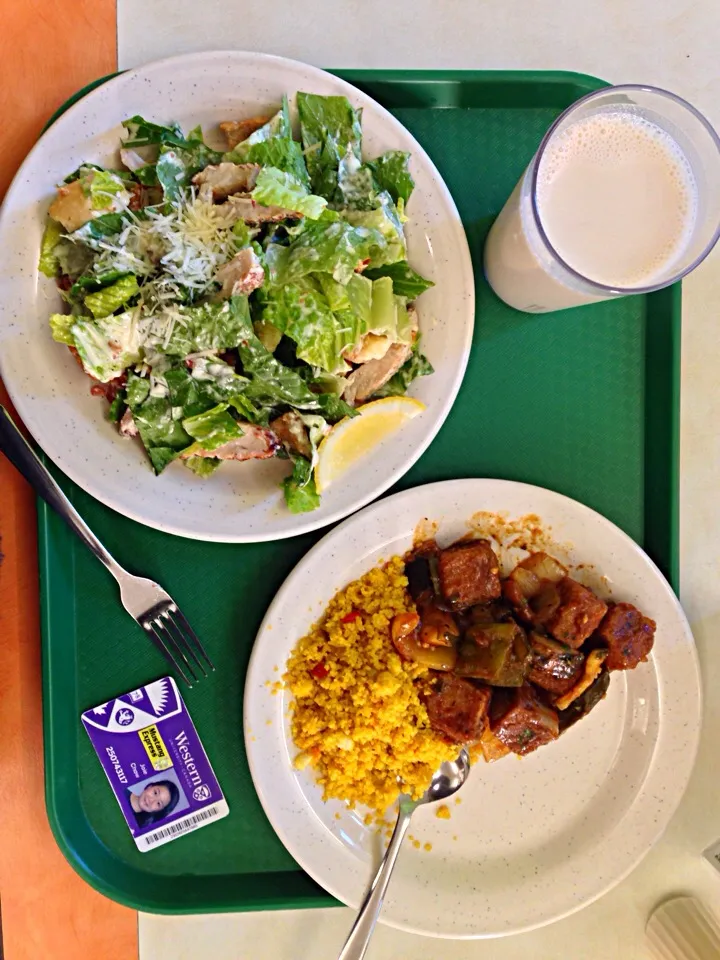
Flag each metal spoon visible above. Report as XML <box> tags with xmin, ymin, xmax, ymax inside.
<box><xmin>337</xmin><ymin>748</ymin><xmax>470</xmax><ymax>960</ymax></box>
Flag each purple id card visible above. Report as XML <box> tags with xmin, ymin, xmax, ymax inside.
<box><xmin>81</xmin><ymin>676</ymin><xmax>229</xmax><ymax>851</ymax></box>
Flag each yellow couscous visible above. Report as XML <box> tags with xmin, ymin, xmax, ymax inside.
<box><xmin>285</xmin><ymin>557</ymin><xmax>457</xmax><ymax>816</ymax></box>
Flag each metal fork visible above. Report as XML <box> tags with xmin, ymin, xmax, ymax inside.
<box><xmin>0</xmin><ymin>404</ymin><xmax>213</xmax><ymax>686</ymax></box>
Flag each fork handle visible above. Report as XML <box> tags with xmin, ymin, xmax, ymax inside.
<box><xmin>0</xmin><ymin>405</ymin><xmax>125</xmax><ymax>577</ymax></box>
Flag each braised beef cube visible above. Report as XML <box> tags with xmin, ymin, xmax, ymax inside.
<box><xmin>425</xmin><ymin>674</ymin><xmax>491</xmax><ymax>743</ymax></box>
<box><xmin>437</xmin><ymin>540</ymin><xmax>501</xmax><ymax>610</ymax></box>
<box><xmin>597</xmin><ymin>602</ymin><xmax>656</xmax><ymax>670</ymax></box>
<box><xmin>490</xmin><ymin>683</ymin><xmax>559</xmax><ymax>756</ymax></box>
<box><xmin>528</xmin><ymin>632</ymin><xmax>585</xmax><ymax>695</ymax></box>
<box><xmin>543</xmin><ymin>577</ymin><xmax>608</xmax><ymax>648</ymax></box>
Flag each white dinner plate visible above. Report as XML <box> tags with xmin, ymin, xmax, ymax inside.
<box><xmin>244</xmin><ymin>478</ymin><xmax>701</xmax><ymax>939</ymax></box>
<box><xmin>0</xmin><ymin>51</ymin><xmax>473</xmax><ymax>542</ymax></box>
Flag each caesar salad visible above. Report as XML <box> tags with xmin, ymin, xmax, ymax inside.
<box><xmin>39</xmin><ymin>93</ymin><xmax>434</xmax><ymax>512</ymax></box>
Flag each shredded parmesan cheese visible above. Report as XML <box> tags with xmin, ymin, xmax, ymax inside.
<box><xmin>92</xmin><ymin>190</ymin><xmax>240</xmax><ymax>308</ymax></box>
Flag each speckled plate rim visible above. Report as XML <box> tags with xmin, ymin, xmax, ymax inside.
<box><xmin>244</xmin><ymin>478</ymin><xmax>702</xmax><ymax>939</ymax></box>
<box><xmin>0</xmin><ymin>50</ymin><xmax>474</xmax><ymax>542</ymax></box>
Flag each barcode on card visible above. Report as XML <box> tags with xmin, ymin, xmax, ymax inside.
<box><xmin>136</xmin><ymin>801</ymin><xmax>228</xmax><ymax>851</ymax></box>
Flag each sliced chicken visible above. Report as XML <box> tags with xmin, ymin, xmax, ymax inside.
<box><xmin>48</xmin><ymin>179</ymin><xmax>93</xmax><ymax>232</ymax></box>
<box><xmin>215</xmin><ymin>248</ymin><xmax>265</xmax><ymax>297</ymax></box>
<box><xmin>344</xmin><ymin>333</ymin><xmax>391</xmax><ymax>365</ymax></box>
<box><xmin>221</xmin><ymin>193</ymin><xmax>301</xmax><ymax>224</ymax></box>
<box><xmin>270</xmin><ymin>411</ymin><xmax>312</xmax><ymax>459</ymax></box>
<box><xmin>342</xmin><ymin>343</ymin><xmax>412</xmax><ymax>406</ymax></box>
<box><xmin>180</xmin><ymin>424</ymin><xmax>279</xmax><ymax>461</ymax></box>
<box><xmin>192</xmin><ymin>162</ymin><xmax>260</xmax><ymax>202</ymax></box>
<box><xmin>219</xmin><ymin>116</ymin><xmax>272</xmax><ymax>150</ymax></box>
<box><xmin>119</xmin><ymin>407</ymin><xmax>139</xmax><ymax>438</ymax></box>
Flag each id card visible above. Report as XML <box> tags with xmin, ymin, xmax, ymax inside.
<box><xmin>82</xmin><ymin>676</ymin><xmax>229</xmax><ymax>851</ymax></box>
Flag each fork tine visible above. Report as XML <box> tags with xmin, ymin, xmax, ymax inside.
<box><xmin>145</xmin><ymin>622</ymin><xmax>194</xmax><ymax>686</ymax></box>
<box><xmin>152</xmin><ymin>617</ymin><xmax>200</xmax><ymax>684</ymax></box>
<box><xmin>170</xmin><ymin>605</ymin><xmax>215</xmax><ymax>671</ymax></box>
<box><xmin>163</xmin><ymin>609</ymin><xmax>208</xmax><ymax>678</ymax></box>
<box><xmin>154</xmin><ymin>618</ymin><xmax>200</xmax><ymax>684</ymax></box>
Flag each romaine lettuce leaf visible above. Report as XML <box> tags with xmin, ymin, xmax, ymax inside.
<box><xmin>122</xmin><ymin>116</ymin><xmax>223</xmax><ymax>202</ymax></box>
<box><xmin>39</xmin><ymin>219</ymin><xmax>63</xmax><ymax>277</ymax></box>
<box><xmin>281</xmin><ymin>454</ymin><xmax>320</xmax><ymax>513</ymax></box>
<box><xmin>182</xmin><ymin>403</ymin><xmax>244</xmax><ymax>451</ymax></box>
<box><xmin>71</xmin><ymin>310</ymin><xmax>143</xmax><ymax>382</ymax></box>
<box><xmin>156</xmin><ymin>150</ymin><xmax>187</xmax><ymax>203</ymax></box>
<box><xmin>122</xmin><ymin>116</ymin><xmax>187</xmax><ymax>149</ymax></box>
<box><xmin>364</xmin><ymin>260</ymin><xmax>434</xmax><ymax>298</ymax></box>
<box><xmin>228</xmin><ymin>392</ymin><xmax>267</xmax><ymax>425</ymax></box>
<box><xmin>156</xmin><ymin>138</ymin><xmax>222</xmax><ymax>202</ymax></box>
<box><xmin>337</xmin><ymin>155</ymin><xmax>378</xmax><ymax>210</ymax></box>
<box><xmin>343</xmin><ymin>192</ymin><xmax>406</xmax><ymax>267</ymax></box>
<box><xmin>239</xmin><ymin>339</ymin><xmax>322</xmax><ymax>408</ymax></box>
<box><xmin>144</xmin><ymin>297</ymin><xmax>252</xmax><ymax>356</ymax></box>
<box><xmin>244</xmin><ymin>138</ymin><xmax>310</xmax><ymax>186</ymax></box>
<box><xmin>135</xmin><ymin>164</ymin><xmax>160</xmax><ymax>186</ymax></box>
<box><xmin>252</xmin><ymin>167</ymin><xmax>327</xmax><ymax>219</ymax></box>
<box><xmin>228</xmin><ymin>299</ymin><xmax>334</xmax><ymax>410</ymax></box>
<box><xmin>89</xmin><ymin>170</ymin><xmax>131</xmax><ymax>212</ymax></box>
<box><xmin>127</xmin><ymin>365</ymin><xmax>249</xmax><ymax>470</ymax></box>
<box><xmin>64</xmin><ymin>163</ymin><xmax>134</xmax><ymax>184</ymax></box>
<box><xmin>49</xmin><ymin>313</ymin><xmax>75</xmax><ymax>345</ymax></box>
<box><xmin>71</xmin><ymin>212</ymin><xmax>130</xmax><ymax>244</ymax></box>
<box><xmin>266</xmin><ymin>213</ymin><xmax>384</xmax><ymax>286</ymax></box>
<box><xmin>258</xmin><ymin>280</ymin><xmax>360</xmax><ymax>374</ymax></box>
<box><xmin>222</xmin><ymin>98</ymin><xmax>310</xmax><ymax>185</ymax></box>
<box><xmin>315</xmin><ymin>274</ymin><xmax>350</xmax><ymax>311</ymax></box>
<box><xmin>84</xmin><ymin>275</ymin><xmax>139</xmax><ymax>318</ymax></box>
<box><xmin>232</xmin><ymin>220</ymin><xmax>253</xmax><ymax>248</ymax></box>
<box><xmin>107</xmin><ymin>391</ymin><xmax>126</xmax><ymax>422</ymax></box>
<box><xmin>346</xmin><ymin>273</ymin><xmax>373</xmax><ymax>326</ymax></box>
<box><xmin>164</xmin><ymin>360</ymin><xmax>248</xmax><ymax>416</ymax></box>
<box><xmin>368</xmin><ymin>276</ymin><xmax>413</xmax><ymax>343</ymax></box>
<box><xmin>297</xmin><ymin>93</ymin><xmax>363</xmax><ymax>200</ymax></box>
<box><xmin>184</xmin><ymin>456</ymin><xmax>222</xmax><ymax>477</ymax></box>
<box><xmin>125</xmin><ymin>373</ymin><xmax>193</xmax><ymax>473</ymax></box>
<box><xmin>366</xmin><ymin>151</ymin><xmax>415</xmax><ymax>204</ymax></box>
<box><xmin>284</xmin><ymin>413</ymin><xmax>330</xmax><ymax>513</ymax></box>
<box><xmin>54</xmin><ymin>238</ymin><xmax>94</xmax><ymax>279</ymax></box>
<box><xmin>70</xmin><ymin>269</ymin><xmax>130</xmax><ymax>298</ymax></box>
<box><xmin>314</xmin><ymin>392</ymin><xmax>357</xmax><ymax>422</ymax></box>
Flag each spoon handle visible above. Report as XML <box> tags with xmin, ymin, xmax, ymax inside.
<box><xmin>337</xmin><ymin>802</ymin><xmax>414</xmax><ymax>960</ymax></box>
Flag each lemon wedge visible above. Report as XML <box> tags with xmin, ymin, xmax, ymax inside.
<box><xmin>314</xmin><ymin>396</ymin><xmax>425</xmax><ymax>493</ymax></box>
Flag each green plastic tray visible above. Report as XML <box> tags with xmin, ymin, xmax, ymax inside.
<box><xmin>39</xmin><ymin>69</ymin><xmax>680</xmax><ymax>914</ymax></box>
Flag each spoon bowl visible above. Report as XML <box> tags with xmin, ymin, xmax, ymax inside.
<box><xmin>419</xmin><ymin>749</ymin><xmax>470</xmax><ymax>806</ymax></box>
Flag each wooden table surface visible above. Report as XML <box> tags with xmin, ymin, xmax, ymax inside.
<box><xmin>0</xmin><ymin>1</ymin><xmax>137</xmax><ymax>956</ymax></box>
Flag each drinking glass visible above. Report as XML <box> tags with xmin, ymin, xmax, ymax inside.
<box><xmin>483</xmin><ymin>85</ymin><xmax>720</xmax><ymax>313</ymax></box>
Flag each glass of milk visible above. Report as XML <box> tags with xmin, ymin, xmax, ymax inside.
<box><xmin>483</xmin><ymin>85</ymin><xmax>720</xmax><ymax>313</ymax></box>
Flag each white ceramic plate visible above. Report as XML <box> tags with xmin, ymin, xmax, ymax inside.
<box><xmin>0</xmin><ymin>51</ymin><xmax>473</xmax><ymax>542</ymax></box>
<box><xmin>244</xmin><ymin>479</ymin><xmax>701</xmax><ymax>939</ymax></box>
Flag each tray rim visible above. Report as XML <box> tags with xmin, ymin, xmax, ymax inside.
<box><xmin>37</xmin><ymin>65</ymin><xmax>682</xmax><ymax>915</ymax></box>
